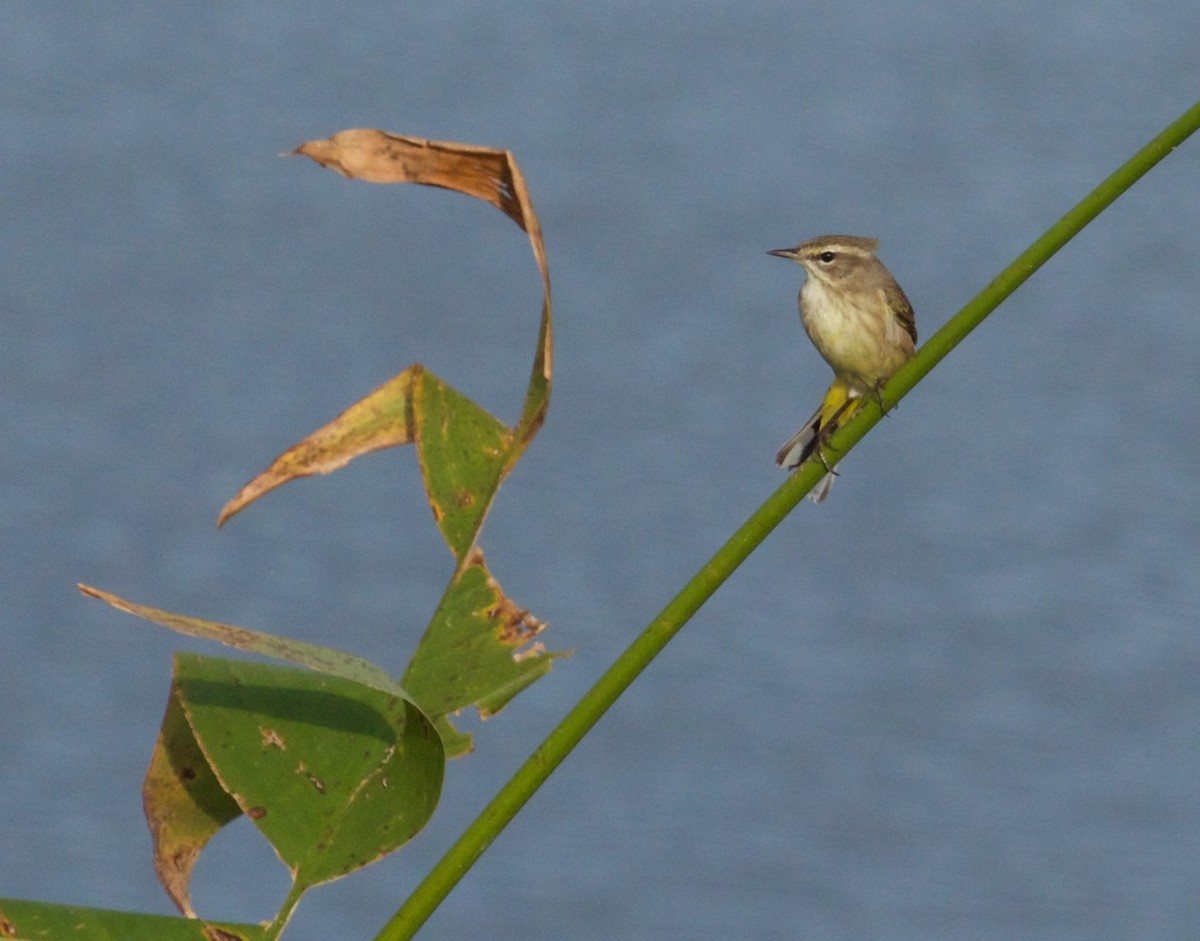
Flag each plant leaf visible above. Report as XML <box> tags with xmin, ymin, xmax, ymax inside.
<box><xmin>218</xmin><ymin>368</ymin><xmax>417</xmax><ymax>527</ymax></box>
<box><xmin>223</xmin><ymin>130</ymin><xmax>553</xmax><ymax>524</ymax></box>
<box><xmin>412</xmin><ymin>368</ymin><xmax>511</xmax><ymax>562</ymax></box>
<box><xmin>143</xmin><ymin>685</ymin><xmax>241</xmax><ymax>917</ymax></box>
<box><xmin>0</xmin><ymin>897</ymin><xmax>264</xmax><ymax>940</ymax></box>
<box><xmin>166</xmin><ymin>654</ymin><xmax>444</xmax><ymax>898</ymax></box>
<box><xmin>403</xmin><ymin>548</ymin><xmax>566</xmax><ymax>756</ymax></box>
<box><xmin>78</xmin><ymin>584</ymin><xmax>407</xmax><ymax>698</ymax></box>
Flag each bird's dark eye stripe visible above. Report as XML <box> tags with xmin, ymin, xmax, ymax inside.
<box><xmin>819</xmin><ymin>251</ymin><xmax>836</xmax><ymax>263</ymax></box>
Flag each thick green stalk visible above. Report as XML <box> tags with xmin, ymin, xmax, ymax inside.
<box><xmin>376</xmin><ymin>99</ymin><xmax>1200</xmax><ymax>941</ymax></box>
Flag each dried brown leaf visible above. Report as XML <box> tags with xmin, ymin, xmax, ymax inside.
<box><xmin>293</xmin><ymin>129</ymin><xmax>523</xmax><ymax>225</ymax></box>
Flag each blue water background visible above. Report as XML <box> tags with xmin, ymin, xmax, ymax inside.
<box><xmin>3</xmin><ymin>4</ymin><xmax>1200</xmax><ymax>938</ymax></box>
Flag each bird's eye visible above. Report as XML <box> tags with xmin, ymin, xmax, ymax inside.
<box><xmin>819</xmin><ymin>251</ymin><xmax>836</xmax><ymax>263</ymax></box>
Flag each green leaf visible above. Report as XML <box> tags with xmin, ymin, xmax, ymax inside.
<box><xmin>0</xmin><ymin>898</ymin><xmax>264</xmax><ymax>940</ymax></box>
<box><xmin>412</xmin><ymin>369</ymin><xmax>511</xmax><ymax>562</ymax></box>
<box><xmin>171</xmin><ymin>654</ymin><xmax>444</xmax><ymax>892</ymax></box>
<box><xmin>403</xmin><ymin>549</ymin><xmax>566</xmax><ymax>755</ymax></box>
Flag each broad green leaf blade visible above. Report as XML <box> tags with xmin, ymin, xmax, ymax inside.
<box><xmin>403</xmin><ymin>549</ymin><xmax>566</xmax><ymax>755</ymax></box>
<box><xmin>79</xmin><ymin>584</ymin><xmax>406</xmax><ymax>698</ymax></box>
<box><xmin>412</xmin><ymin>370</ymin><xmax>511</xmax><ymax>561</ymax></box>
<box><xmin>174</xmin><ymin>654</ymin><xmax>444</xmax><ymax>890</ymax></box>
<box><xmin>143</xmin><ymin>682</ymin><xmax>241</xmax><ymax>917</ymax></box>
<box><xmin>218</xmin><ymin>368</ymin><xmax>418</xmax><ymax>526</ymax></box>
<box><xmin>0</xmin><ymin>898</ymin><xmax>264</xmax><ymax>940</ymax></box>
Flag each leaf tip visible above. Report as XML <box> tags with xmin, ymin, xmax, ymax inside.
<box><xmin>78</xmin><ymin>583</ymin><xmax>132</xmax><ymax>616</ymax></box>
<box><xmin>216</xmin><ymin>476</ymin><xmax>272</xmax><ymax>529</ymax></box>
<box><xmin>215</xmin><ymin>500</ymin><xmax>239</xmax><ymax>529</ymax></box>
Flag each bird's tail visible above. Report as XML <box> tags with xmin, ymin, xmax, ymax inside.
<box><xmin>775</xmin><ymin>376</ymin><xmax>861</xmax><ymax>503</ymax></box>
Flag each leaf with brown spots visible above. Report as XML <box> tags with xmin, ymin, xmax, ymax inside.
<box><xmin>403</xmin><ymin>548</ymin><xmax>568</xmax><ymax>755</ymax></box>
<box><xmin>144</xmin><ymin>654</ymin><xmax>444</xmax><ymax>923</ymax></box>
<box><xmin>143</xmin><ymin>684</ymin><xmax>240</xmax><ymax>917</ymax></box>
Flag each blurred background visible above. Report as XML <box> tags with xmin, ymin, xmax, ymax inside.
<box><xmin>3</xmin><ymin>4</ymin><xmax>1199</xmax><ymax>938</ymax></box>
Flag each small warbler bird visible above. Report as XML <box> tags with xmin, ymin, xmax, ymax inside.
<box><xmin>769</xmin><ymin>235</ymin><xmax>917</xmax><ymax>502</ymax></box>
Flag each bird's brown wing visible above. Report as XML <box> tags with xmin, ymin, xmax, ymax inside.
<box><xmin>884</xmin><ymin>280</ymin><xmax>917</xmax><ymax>345</ymax></box>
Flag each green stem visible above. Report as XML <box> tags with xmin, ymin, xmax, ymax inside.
<box><xmin>376</xmin><ymin>99</ymin><xmax>1200</xmax><ymax>941</ymax></box>
<box><xmin>266</xmin><ymin>880</ymin><xmax>305</xmax><ymax>939</ymax></box>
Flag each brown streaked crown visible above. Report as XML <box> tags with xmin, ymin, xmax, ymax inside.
<box><xmin>768</xmin><ymin>235</ymin><xmax>879</xmax><ymax>263</ymax></box>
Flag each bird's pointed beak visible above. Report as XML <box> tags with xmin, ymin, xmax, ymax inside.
<box><xmin>768</xmin><ymin>248</ymin><xmax>801</xmax><ymax>260</ymax></box>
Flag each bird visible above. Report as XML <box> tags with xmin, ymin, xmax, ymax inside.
<box><xmin>769</xmin><ymin>235</ymin><xmax>917</xmax><ymax>502</ymax></box>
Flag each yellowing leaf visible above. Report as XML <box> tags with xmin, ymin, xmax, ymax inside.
<box><xmin>218</xmin><ymin>368</ymin><xmax>418</xmax><ymax>527</ymax></box>
<box><xmin>143</xmin><ymin>686</ymin><xmax>240</xmax><ymax>917</ymax></box>
<box><xmin>79</xmin><ymin>584</ymin><xmax>407</xmax><ymax>698</ymax></box>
